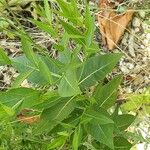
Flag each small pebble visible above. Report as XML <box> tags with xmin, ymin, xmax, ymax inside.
<box><xmin>146</xmin><ymin>46</ymin><xmax>150</xmax><ymax>56</ymax></box>
<box><xmin>120</xmin><ymin>66</ymin><xmax>130</xmax><ymax>74</ymax></box>
<box><xmin>132</xmin><ymin>65</ymin><xmax>141</xmax><ymax>74</ymax></box>
<box><xmin>138</xmin><ymin>11</ymin><xmax>146</xmax><ymax>19</ymax></box>
<box><xmin>121</xmin><ymin>32</ymin><xmax>128</xmax><ymax>45</ymax></box>
<box><xmin>126</xmin><ymin>86</ymin><xmax>133</xmax><ymax>93</ymax></box>
<box><xmin>132</xmin><ymin>17</ymin><xmax>141</xmax><ymax>28</ymax></box>
<box><xmin>127</xmin><ymin>63</ymin><xmax>134</xmax><ymax>70</ymax></box>
<box><xmin>143</xmin><ymin>39</ymin><xmax>149</xmax><ymax>46</ymax></box>
<box><xmin>128</xmin><ymin>31</ymin><xmax>136</xmax><ymax>57</ymax></box>
<box><xmin>144</xmin><ymin>76</ymin><xmax>149</xmax><ymax>83</ymax></box>
<box><xmin>142</xmin><ymin>57</ymin><xmax>147</xmax><ymax>62</ymax></box>
<box><xmin>134</xmin><ymin>27</ymin><xmax>140</xmax><ymax>33</ymax></box>
<box><xmin>0</xmin><ymin>66</ymin><xmax>5</xmax><ymax>70</ymax></box>
<box><xmin>142</xmin><ymin>23</ymin><xmax>149</xmax><ymax>30</ymax></box>
<box><xmin>141</xmin><ymin>33</ymin><xmax>146</xmax><ymax>40</ymax></box>
<box><xmin>141</xmin><ymin>45</ymin><xmax>145</xmax><ymax>49</ymax></box>
<box><xmin>146</xmin><ymin>33</ymin><xmax>150</xmax><ymax>40</ymax></box>
<box><xmin>3</xmin><ymin>76</ymin><xmax>11</xmax><ymax>85</ymax></box>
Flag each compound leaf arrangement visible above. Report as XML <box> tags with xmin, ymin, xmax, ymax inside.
<box><xmin>0</xmin><ymin>0</ymin><xmax>138</xmax><ymax>149</ymax></box>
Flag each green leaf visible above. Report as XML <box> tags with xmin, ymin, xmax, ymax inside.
<box><xmin>0</xmin><ymin>17</ymin><xmax>9</xmax><ymax>29</ymax></box>
<box><xmin>85</xmin><ymin>123</ymin><xmax>114</xmax><ymax>149</ymax></box>
<box><xmin>0</xmin><ymin>87</ymin><xmax>41</xmax><ymax>109</ymax></box>
<box><xmin>12</xmin><ymin>55</ymin><xmax>47</xmax><ymax>85</ymax></box>
<box><xmin>12</xmin><ymin>55</ymin><xmax>62</xmax><ymax>85</ymax></box>
<box><xmin>38</xmin><ymin>59</ymin><xmax>53</xmax><ymax>84</ymax></box>
<box><xmin>33</xmin><ymin>93</ymin><xmax>60</xmax><ymax>111</ymax></box>
<box><xmin>104</xmin><ymin>137</ymin><xmax>132</xmax><ymax>150</ymax></box>
<box><xmin>58</xmin><ymin>69</ymin><xmax>81</xmax><ymax>97</ymax></box>
<box><xmin>72</xmin><ymin>125</ymin><xmax>82</xmax><ymax>150</ymax></box>
<box><xmin>113</xmin><ymin>114</ymin><xmax>135</xmax><ymax>131</ymax></box>
<box><xmin>21</xmin><ymin>35</ymin><xmax>37</xmax><ymax>65</ymax></box>
<box><xmin>42</xmin><ymin>97</ymin><xmax>75</xmax><ymax>121</ymax></box>
<box><xmin>47</xmin><ymin>136</ymin><xmax>67</xmax><ymax>150</ymax></box>
<box><xmin>31</xmin><ymin>19</ymin><xmax>57</xmax><ymax>37</ymax></box>
<box><xmin>60</xmin><ymin>19</ymin><xmax>81</xmax><ymax>36</ymax></box>
<box><xmin>85</xmin><ymin>41</ymin><xmax>100</xmax><ymax>56</ymax></box>
<box><xmin>145</xmin><ymin>105</ymin><xmax>150</xmax><ymax>115</ymax></box>
<box><xmin>121</xmin><ymin>89</ymin><xmax>150</xmax><ymax>111</ymax></box>
<box><xmin>56</xmin><ymin>0</ymin><xmax>81</xmax><ymax>25</ymax></box>
<box><xmin>44</xmin><ymin>0</ymin><xmax>52</xmax><ymax>24</ymax></box>
<box><xmin>84</xmin><ymin>109</ymin><xmax>114</xmax><ymax>125</ymax></box>
<box><xmin>0</xmin><ymin>47</ymin><xmax>11</xmax><ymax>65</ymax></box>
<box><xmin>58</xmin><ymin>47</ymin><xmax>71</xmax><ymax>64</ymax></box>
<box><xmin>58</xmin><ymin>32</ymin><xmax>72</xmax><ymax>64</ymax></box>
<box><xmin>60</xmin><ymin>19</ymin><xmax>84</xmax><ymax>44</ymax></box>
<box><xmin>94</xmin><ymin>75</ymin><xmax>122</xmax><ymax>109</ymax></box>
<box><xmin>0</xmin><ymin>103</ymin><xmax>15</xmax><ymax>119</ymax></box>
<box><xmin>84</xmin><ymin>4</ymin><xmax>95</xmax><ymax>47</ymax></box>
<box><xmin>121</xmin><ymin>99</ymin><xmax>141</xmax><ymax>111</ymax></box>
<box><xmin>71</xmin><ymin>0</ymin><xmax>81</xmax><ymax>18</ymax></box>
<box><xmin>39</xmin><ymin>55</ymin><xmax>63</xmax><ymax>77</ymax></box>
<box><xmin>34</xmin><ymin>97</ymin><xmax>75</xmax><ymax>134</ymax></box>
<box><xmin>11</xmin><ymin>70</ymin><xmax>33</xmax><ymax>88</ymax></box>
<box><xmin>56</xmin><ymin>0</ymin><xmax>72</xmax><ymax>17</ymax></box>
<box><xmin>113</xmin><ymin>137</ymin><xmax>132</xmax><ymax>150</ymax></box>
<box><xmin>84</xmin><ymin>108</ymin><xmax>114</xmax><ymax>149</ymax></box>
<box><xmin>78</xmin><ymin>53</ymin><xmax>122</xmax><ymax>89</ymax></box>
<box><xmin>54</xmin><ymin>44</ymin><xmax>65</xmax><ymax>52</ymax></box>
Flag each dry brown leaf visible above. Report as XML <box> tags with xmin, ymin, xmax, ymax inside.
<box><xmin>98</xmin><ymin>0</ymin><xmax>134</xmax><ymax>50</ymax></box>
<box><xmin>99</xmin><ymin>0</ymin><xmax>124</xmax><ymax>8</ymax></box>
<box><xmin>17</xmin><ymin>109</ymin><xmax>40</xmax><ymax>124</ymax></box>
<box><xmin>17</xmin><ymin>115</ymin><xmax>40</xmax><ymax>124</ymax></box>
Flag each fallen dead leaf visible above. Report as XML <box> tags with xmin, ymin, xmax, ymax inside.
<box><xmin>99</xmin><ymin>0</ymin><xmax>124</xmax><ymax>9</ymax></box>
<box><xmin>98</xmin><ymin>0</ymin><xmax>134</xmax><ymax>50</ymax></box>
<box><xmin>17</xmin><ymin>115</ymin><xmax>40</xmax><ymax>124</ymax></box>
<box><xmin>17</xmin><ymin>109</ymin><xmax>40</xmax><ymax>124</ymax></box>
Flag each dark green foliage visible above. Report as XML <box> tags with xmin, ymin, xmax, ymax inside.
<box><xmin>0</xmin><ymin>87</ymin><xmax>41</xmax><ymax>108</ymax></box>
<box><xmin>0</xmin><ymin>0</ymin><xmax>138</xmax><ymax>149</ymax></box>
<box><xmin>94</xmin><ymin>75</ymin><xmax>122</xmax><ymax>109</ymax></box>
<box><xmin>77</xmin><ymin>54</ymin><xmax>122</xmax><ymax>89</ymax></box>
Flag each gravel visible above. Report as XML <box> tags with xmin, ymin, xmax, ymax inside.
<box><xmin>138</xmin><ymin>11</ymin><xmax>146</xmax><ymax>19</ymax></box>
<box><xmin>128</xmin><ymin>30</ymin><xmax>136</xmax><ymax>57</ymax></box>
<box><xmin>116</xmin><ymin>13</ymin><xmax>150</xmax><ymax>96</ymax></box>
<box><xmin>132</xmin><ymin>17</ymin><xmax>141</xmax><ymax>28</ymax></box>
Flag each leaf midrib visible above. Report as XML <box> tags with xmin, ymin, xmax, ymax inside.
<box><xmin>13</xmin><ymin>60</ymin><xmax>61</xmax><ymax>78</ymax></box>
<box><xmin>100</xmin><ymin>89</ymin><xmax>116</xmax><ymax>107</ymax></box>
<box><xmin>54</xmin><ymin>96</ymin><xmax>75</xmax><ymax>120</ymax></box>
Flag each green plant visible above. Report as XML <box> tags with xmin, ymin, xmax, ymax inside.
<box><xmin>0</xmin><ymin>0</ymin><xmax>140</xmax><ymax>149</ymax></box>
<box><xmin>122</xmin><ymin>88</ymin><xmax>150</xmax><ymax>114</ymax></box>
